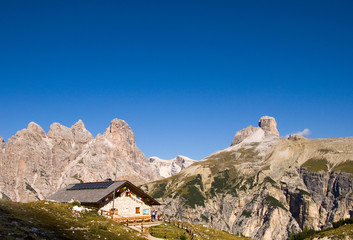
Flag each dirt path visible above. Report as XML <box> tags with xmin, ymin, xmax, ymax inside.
<box><xmin>128</xmin><ymin>221</ymin><xmax>163</xmax><ymax>240</ymax></box>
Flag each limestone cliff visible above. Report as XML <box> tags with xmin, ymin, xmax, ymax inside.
<box><xmin>149</xmin><ymin>155</ymin><xmax>197</xmax><ymax>178</ymax></box>
<box><xmin>143</xmin><ymin>116</ymin><xmax>353</xmax><ymax>240</ymax></box>
<box><xmin>0</xmin><ymin>119</ymin><xmax>158</xmax><ymax>202</ymax></box>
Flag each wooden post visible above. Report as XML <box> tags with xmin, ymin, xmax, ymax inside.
<box><xmin>164</xmin><ymin>228</ymin><xmax>167</xmax><ymax>239</ymax></box>
<box><xmin>141</xmin><ymin>222</ymin><xmax>143</xmax><ymax>233</ymax></box>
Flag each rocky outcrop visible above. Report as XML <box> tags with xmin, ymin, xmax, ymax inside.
<box><xmin>288</xmin><ymin>134</ymin><xmax>305</xmax><ymax>141</ymax></box>
<box><xmin>143</xmin><ymin>117</ymin><xmax>353</xmax><ymax>240</ymax></box>
<box><xmin>0</xmin><ymin>136</ymin><xmax>4</xmax><ymax>149</ymax></box>
<box><xmin>231</xmin><ymin>126</ymin><xmax>258</xmax><ymax>146</ymax></box>
<box><xmin>28</xmin><ymin>122</ymin><xmax>46</xmax><ymax>138</ymax></box>
<box><xmin>149</xmin><ymin>155</ymin><xmax>196</xmax><ymax>178</ymax></box>
<box><xmin>258</xmin><ymin>116</ymin><xmax>279</xmax><ymax>136</ymax></box>
<box><xmin>0</xmin><ymin>119</ymin><xmax>160</xmax><ymax>202</ymax></box>
<box><xmin>71</xmin><ymin>120</ymin><xmax>93</xmax><ymax>145</ymax></box>
<box><xmin>231</xmin><ymin>116</ymin><xmax>280</xmax><ymax>146</ymax></box>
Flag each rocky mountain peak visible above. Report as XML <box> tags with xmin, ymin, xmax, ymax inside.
<box><xmin>231</xmin><ymin>116</ymin><xmax>280</xmax><ymax>146</ymax></box>
<box><xmin>103</xmin><ymin>118</ymin><xmax>135</xmax><ymax>146</ymax></box>
<box><xmin>231</xmin><ymin>125</ymin><xmax>258</xmax><ymax>146</ymax></box>
<box><xmin>72</xmin><ymin>120</ymin><xmax>85</xmax><ymax>129</ymax></box>
<box><xmin>0</xmin><ymin>136</ymin><xmax>4</xmax><ymax>148</ymax></box>
<box><xmin>0</xmin><ymin>118</ymin><xmax>159</xmax><ymax>202</ymax></box>
<box><xmin>149</xmin><ymin>155</ymin><xmax>197</xmax><ymax>178</ymax></box>
<box><xmin>71</xmin><ymin>120</ymin><xmax>93</xmax><ymax>144</ymax></box>
<box><xmin>27</xmin><ymin>122</ymin><xmax>46</xmax><ymax>138</ymax></box>
<box><xmin>47</xmin><ymin>122</ymin><xmax>74</xmax><ymax>142</ymax></box>
<box><xmin>258</xmin><ymin>116</ymin><xmax>279</xmax><ymax>136</ymax></box>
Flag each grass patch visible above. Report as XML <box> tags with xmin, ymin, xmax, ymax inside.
<box><xmin>237</xmin><ymin>146</ymin><xmax>259</xmax><ymax>160</ymax></box>
<box><xmin>333</xmin><ymin>160</ymin><xmax>353</xmax><ymax>174</ymax></box>
<box><xmin>290</xmin><ymin>218</ymin><xmax>353</xmax><ymax>240</ymax></box>
<box><xmin>289</xmin><ymin>227</ymin><xmax>317</xmax><ymax>240</ymax></box>
<box><xmin>263</xmin><ymin>176</ymin><xmax>279</xmax><ymax>189</ymax></box>
<box><xmin>201</xmin><ymin>214</ymin><xmax>209</xmax><ymax>222</ymax></box>
<box><xmin>210</xmin><ymin>169</ymin><xmax>239</xmax><ymax>197</ymax></box>
<box><xmin>158</xmin><ymin>221</ymin><xmax>251</xmax><ymax>240</ymax></box>
<box><xmin>205</xmin><ymin>151</ymin><xmax>236</xmax><ymax>163</ymax></box>
<box><xmin>296</xmin><ymin>188</ymin><xmax>311</xmax><ymax>196</ymax></box>
<box><xmin>151</xmin><ymin>181</ymin><xmax>168</xmax><ymax>199</ymax></box>
<box><xmin>0</xmin><ymin>192</ymin><xmax>10</xmax><ymax>200</ymax></box>
<box><xmin>25</xmin><ymin>182</ymin><xmax>37</xmax><ymax>194</ymax></box>
<box><xmin>301</xmin><ymin>158</ymin><xmax>329</xmax><ymax>172</ymax></box>
<box><xmin>318</xmin><ymin>148</ymin><xmax>336</xmax><ymax>154</ymax></box>
<box><xmin>150</xmin><ymin>222</ymin><xmax>189</xmax><ymax>239</ymax></box>
<box><xmin>241</xmin><ymin>210</ymin><xmax>252</xmax><ymax>218</ymax></box>
<box><xmin>174</xmin><ymin>174</ymin><xmax>206</xmax><ymax>208</ymax></box>
<box><xmin>72</xmin><ymin>173</ymin><xmax>84</xmax><ymax>183</ymax></box>
<box><xmin>39</xmin><ymin>169</ymin><xmax>47</xmax><ymax>177</ymax></box>
<box><xmin>264</xmin><ymin>195</ymin><xmax>287</xmax><ymax>211</ymax></box>
<box><xmin>245</xmin><ymin>176</ymin><xmax>255</xmax><ymax>189</ymax></box>
<box><xmin>0</xmin><ymin>199</ymin><xmax>145</xmax><ymax>240</ymax></box>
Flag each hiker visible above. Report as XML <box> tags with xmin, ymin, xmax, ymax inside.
<box><xmin>152</xmin><ymin>210</ymin><xmax>156</xmax><ymax>221</ymax></box>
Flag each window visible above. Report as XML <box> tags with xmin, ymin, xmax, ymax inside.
<box><xmin>125</xmin><ymin>192</ymin><xmax>129</xmax><ymax>197</ymax></box>
<box><xmin>136</xmin><ymin>207</ymin><xmax>140</xmax><ymax>214</ymax></box>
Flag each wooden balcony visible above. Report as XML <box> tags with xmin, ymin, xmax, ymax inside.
<box><xmin>99</xmin><ymin>209</ymin><xmax>151</xmax><ymax>223</ymax></box>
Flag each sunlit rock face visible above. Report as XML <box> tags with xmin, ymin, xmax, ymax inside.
<box><xmin>0</xmin><ymin>119</ymin><xmax>161</xmax><ymax>202</ymax></box>
<box><xmin>258</xmin><ymin>116</ymin><xmax>279</xmax><ymax>136</ymax></box>
<box><xmin>149</xmin><ymin>155</ymin><xmax>197</xmax><ymax>178</ymax></box>
<box><xmin>231</xmin><ymin>116</ymin><xmax>280</xmax><ymax>146</ymax></box>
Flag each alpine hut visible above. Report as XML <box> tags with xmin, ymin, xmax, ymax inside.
<box><xmin>48</xmin><ymin>180</ymin><xmax>160</xmax><ymax>222</ymax></box>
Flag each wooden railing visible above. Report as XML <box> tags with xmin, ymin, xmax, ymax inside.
<box><xmin>99</xmin><ymin>209</ymin><xmax>151</xmax><ymax>224</ymax></box>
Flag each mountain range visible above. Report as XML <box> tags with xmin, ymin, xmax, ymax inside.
<box><xmin>1</xmin><ymin>116</ymin><xmax>352</xmax><ymax>240</ymax></box>
<box><xmin>0</xmin><ymin>119</ymin><xmax>194</xmax><ymax>202</ymax></box>
<box><xmin>142</xmin><ymin>116</ymin><xmax>353</xmax><ymax>240</ymax></box>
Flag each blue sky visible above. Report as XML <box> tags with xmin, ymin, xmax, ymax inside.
<box><xmin>1</xmin><ymin>0</ymin><xmax>352</xmax><ymax>160</ymax></box>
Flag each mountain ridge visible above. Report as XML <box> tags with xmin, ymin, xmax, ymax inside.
<box><xmin>0</xmin><ymin>119</ymin><xmax>175</xmax><ymax>202</ymax></box>
<box><xmin>149</xmin><ymin>155</ymin><xmax>197</xmax><ymax>178</ymax></box>
<box><xmin>142</xmin><ymin>116</ymin><xmax>353</xmax><ymax>240</ymax></box>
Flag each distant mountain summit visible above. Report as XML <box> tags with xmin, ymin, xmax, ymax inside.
<box><xmin>143</xmin><ymin>116</ymin><xmax>353</xmax><ymax>240</ymax></box>
<box><xmin>0</xmin><ymin>119</ymin><xmax>165</xmax><ymax>202</ymax></box>
<box><xmin>149</xmin><ymin>155</ymin><xmax>197</xmax><ymax>178</ymax></box>
<box><xmin>231</xmin><ymin>115</ymin><xmax>280</xmax><ymax>146</ymax></box>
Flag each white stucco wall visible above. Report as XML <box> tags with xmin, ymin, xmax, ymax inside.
<box><xmin>100</xmin><ymin>191</ymin><xmax>151</xmax><ymax>217</ymax></box>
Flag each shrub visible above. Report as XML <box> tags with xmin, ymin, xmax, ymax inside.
<box><xmin>332</xmin><ymin>218</ymin><xmax>353</xmax><ymax>228</ymax></box>
<box><xmin>70</xmin><ymin>200</ymin><xmax>81</xmax><ymax>207</ymax></box>
<box><xmin>241</xmin><ymin>210</ymin><xmax>252</xmax><ymax>218</ymax></box>
<box><xmin>290</xmin><ymin>227</ymin><xmax>316</xmax><ymax>240</ymax></box>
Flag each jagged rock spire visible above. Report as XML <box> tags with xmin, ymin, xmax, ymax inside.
<box><xmin>0</xmin><ymin>136</ymin><xmax>4</xmax><ymax>148</ymax></box>
<box><xmin>258</xmin><ymin>116</ymin><xmax>279</xmax><ymax>136</ymax></box>
<box><xmin>231</xmin><ymin>116</ymin><xmax>280</xmax><ymax>146</ymax></box>
<box><xmin>71</xmin><ymin>120</ymin><xmax>93</xmax><ymax>144</ymax></box>
<box><xmin>27</xmin><ymin>122</ymin><xmax>46</xmax><ymax>138</ymax></box>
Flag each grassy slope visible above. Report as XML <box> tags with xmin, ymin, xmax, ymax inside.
<box><xmin>309</xmin><ymin>224</ymin><xmax>353</xmax><ymax>239</ymax></box>
<box><xmin>0</xmin><ymin>199</ymin><xmax>146</xmax><ymax>240</ymax></box>
<box><xmin>149</xmin><ymin>221</ymin><xmax>251</xmax><ymax>240</ymax></box>
<box><xmin>300</xmin><ymin>223</ymin><xmax>353</xmax><ymax>240</ymax></box>
<box><xmin>146</xmin><ymin>138</ymin><xmax>353</xmax><ymax>204</ymax></box>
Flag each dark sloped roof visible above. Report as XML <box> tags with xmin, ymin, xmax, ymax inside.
<box><xmin>47</xmin><ymin>180</ymin><xmax>160</xmax><ymax>205</ymax></box>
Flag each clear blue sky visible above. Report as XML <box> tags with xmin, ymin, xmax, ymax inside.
<box><xmin>1</xmin><ymin>0</ymin><xmax>352</xmax><ymax>160</ymax></box>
